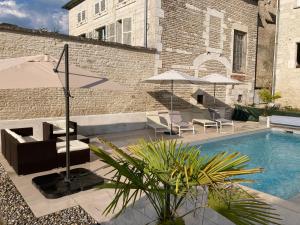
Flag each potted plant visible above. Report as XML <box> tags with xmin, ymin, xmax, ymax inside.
<box><xmin>91</xmin><ymin>139</ymin><xmax>280</xmax><ymax>225</ymax></box>
<box><xmin>258</xmin><ymin>88</ymin><xmax>281</xmax><ymax>123</ymax></box>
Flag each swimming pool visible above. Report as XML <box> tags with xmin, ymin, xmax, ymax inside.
<box><xmin>197</xmin><ymin>130</ymin><xmax>300</xmax><ymax>200</ymax></box>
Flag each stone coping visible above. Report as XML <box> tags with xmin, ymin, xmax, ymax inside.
<box><xmin>0</xmin><ymin>23</ymin><xmax>157</xmax><ymax>54</ymax></box>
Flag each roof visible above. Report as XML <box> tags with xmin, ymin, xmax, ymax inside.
<box><xmin>62</xmin><ymin>0</ymin><xmax>85</xmax><ymax>10</ymax></box>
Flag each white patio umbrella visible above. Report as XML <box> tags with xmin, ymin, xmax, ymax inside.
<box><xmin>201</xmin><ymin>73</ymin><xmax>241</xmax><ymax>120</ymax></box>
<box><xmin>144</xmin><ymin>70</ymin><xmax>207</xmax><ymax>134</ymax></box>
<box><xmin>201</xmin><ymin>73</ymin><xmax>241</xmax><ymax>107</ymax></box>
<box><xmin>0</xmin><ymin>45</ymin><xmax>125</xmax><ymax>196</ymax></box>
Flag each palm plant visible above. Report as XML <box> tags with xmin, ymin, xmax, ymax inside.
<box><xmin>91</xmin><ymin>139</ymin><xmax>281</xmax><ymax>225</ymax></box>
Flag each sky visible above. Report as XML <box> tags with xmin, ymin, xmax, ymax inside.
<box><xmin>0</xmin><ymin>0</ymin><xmax>70</xmax><ymax>34</ymax></box>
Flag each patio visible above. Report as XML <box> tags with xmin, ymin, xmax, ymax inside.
<box><xmin>2</xmin><ymin>120</ymin><xmax>300</xmax><ymax>225</ymax></box>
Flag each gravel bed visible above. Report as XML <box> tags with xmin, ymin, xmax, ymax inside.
<box><xmin>0</xmin><ymin>163</ymin><xmax>99</xmax><ymax>225</ymax></box>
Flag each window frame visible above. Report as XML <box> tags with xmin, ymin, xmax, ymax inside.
<box><xmin>94</xmin><ymin>0</ymin><xmax>106</xmax><ymax>16</ymax></box>
<box><xmin>232</xmin><ymin>30</ymin><xmax>247</xmax><ymax>74</ymax></box>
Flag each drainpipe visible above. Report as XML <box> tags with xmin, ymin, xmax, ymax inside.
<box><xmin>272</xmin><ymin>0</ymin><xmax>280</xmax><ymax>95</ymax></box>
<box><xmin>144</xmin><ymin>0</ymin><xmax>148</xmax><ymax>48</ymax></box>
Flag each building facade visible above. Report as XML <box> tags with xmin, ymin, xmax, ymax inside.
<box><xmin>65</xmin><ymin>0</ymin><xmax>262</xmax><ymax>110</ymax></box>
<box><xmin>274</xmin><ymin>0</ymin><xmax>300</xmax><ymax>108</ymax></box>
<box><xmin>64</xmin><ymin>0</ymin><xmax>159</xmax><ymax>48</ymax></box>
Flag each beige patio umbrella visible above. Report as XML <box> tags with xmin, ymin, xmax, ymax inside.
<box><xmin>201</xmin><ymin>73</ymin><xmax>241</xmax><ymax>107</ymax></box>
<box><xmin>0</xmin><ymin>55</ymin><xmax>124</xmax><ymax>90</ymax></box>
<box><xmin>0</xmin><ymin>46</ymin><xmax>125</xmax><ymax>197</ymax></box>
<box><xmin>144</xmin><ymin>70</ymin><xmax>207</xmax><ymax>134</ymax></box>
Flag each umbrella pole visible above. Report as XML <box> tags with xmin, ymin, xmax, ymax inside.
<box><xmin>64</xmin><ymin>44</ymin><xmax>71</xmax><ymax>183</ymax></box>
<box><xmin>170</xmin><ymin>80</ymin><xmax>173</xmax><ymax>135</ymax></box>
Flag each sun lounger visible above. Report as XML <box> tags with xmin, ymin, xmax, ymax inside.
<box><xmin>208</xmin><ymin>108</ymin><xmax>234</xmax><ymax>133</ymax></box>
<box><xmin>192</xmin><ymin>118</ymin><xmax>218</xmax><ymax>133</ymax></box>
<box><xmin>268</xmin><ymin>115</ymin><xmax>300</xmax><ymax>129</ymax></box>
<box><xmin>146</xmin><ymin>112</ymin><xmax>170</xmax><ymax>137</ymax></box>
<box><xmin>169</xmin><ymin>111</ymin><xmax>195</xmax><ymax>136</ymax></box>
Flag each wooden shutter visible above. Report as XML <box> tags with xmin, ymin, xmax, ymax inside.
<box><xmin>95</xmin><ymin>3</ymin><xmax>99</xmax><ymax>14</ymax></box>
<box><xmin>116</xmin><ymin>20</ymin><xmax>122</xmax><ymax>43</ymax></box>
<box><xmin>101</xmin><ymin>0</ymin><xmax>106</xmax><ymax>11</ymax></box>
<box><xmin>107</xmin><ymin>23</ymin><xmax>115</xmax><ymax>42</ymax></box>
<box><xmin>123</xmin><ymin>18</ymin><xmax>132</xmax><ymax>45</ymax></box>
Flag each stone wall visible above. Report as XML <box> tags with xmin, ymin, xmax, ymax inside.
<box><xmin>274</xmin><ymin>0</ymin><xmax>300</xmax><ymax>108</ymax></box>
<box><xmin>0</xmin><ymin>25</ymin><xmax>160</xmax><ymax>120</ymax></box>
<box><xmin>256</xmin><ymin>0</ymin><xmax>276</xmax><ymax>89</ymax></box>
<box><xmin>156</xmin><ymin>0</ymin><xmax>259</xmax><ymax>108</ymax></box>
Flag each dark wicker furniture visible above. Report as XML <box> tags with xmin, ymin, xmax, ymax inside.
<box><xmin>1</xmin><ymin>127</ymin><xmax>90</xmax><ymax>175</ymax></box>
<box><xmin>43</xmin><ymin>120</ymin><xmax>77</xmax><ymax>141</ymax></box>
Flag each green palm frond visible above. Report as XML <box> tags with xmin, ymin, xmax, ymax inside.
<box><xmin>91</xmin><ymin>138</ymin><xmax>281</xmax><ymax>224</ymax></box>
<box><xmin>208</xmin><ymin>187</ymin><xmax>282</xmax><ymax>225</ymax></box>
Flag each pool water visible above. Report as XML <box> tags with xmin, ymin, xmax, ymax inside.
<box><xmin>198</xmin><ymin>131</ymin><xmax>300</xmax><ymax>200</ymax></box>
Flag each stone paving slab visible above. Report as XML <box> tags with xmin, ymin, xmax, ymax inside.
<box><xmin>4</xmin><ymin>121</ymin><xmax>300</xmax><ymax>224</ymax></box>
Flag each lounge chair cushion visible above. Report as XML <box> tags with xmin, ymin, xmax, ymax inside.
<box><xmin>56</xmin><ymin>140</ymin><xmax>89</xmax><ymax>154</ymax></box>
<box><xmin>5</xmin><ymin>129</ymin><xmax>25</xmax><ymax>143</ymax></box>
<box><xmin>47</xmin><ymin>120</ymin><xmax>75</xmax><ymax>134</ymax></box>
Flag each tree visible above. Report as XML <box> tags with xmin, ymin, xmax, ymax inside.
<box><xmin>91</xmin><ymin>139</ymin><xmax>281</xmax><ymax>225</ymax></box>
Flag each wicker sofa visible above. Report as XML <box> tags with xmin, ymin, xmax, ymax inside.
<box><xmin>1</xmin><ymin>127</ymin><xmax>90</xmax><ymax>175</ymax></box>
<box><xmin>1</xmin><ymin>128</ymin><xmax>57</xmax><ymax>175</ymax></box>
<box><xmin>43</xmin><ymin>120</ymin><xmax>77</xmax><ymax>141</ymax></box>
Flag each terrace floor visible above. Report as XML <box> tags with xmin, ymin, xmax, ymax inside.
<box><xmin>2</xmin><ymin>121</ymin><xmax>300</xmax><ymax>224</ymax></box>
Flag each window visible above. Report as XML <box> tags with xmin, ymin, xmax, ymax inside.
<box><xmin>96</xmin><ymin>26</ymin><xmax>106</xmax><ymax>41</ymax></box>
<box><xmin>95</xmin><ymin>0</ymin><xmax>106</xmax><ymax>15</ymax></box>
<box><xmin>79</xmin><ymin>33</ymin><xmax>86</xmax><ymax>38</ymax></box>
<box><xmin>77</xmin><ymin>10</ymin><xmax>86</xmax><ymax>23</ymax></box>
<box><xmin>233</xmin><ymin>30</ymin><xmax>247</xmax><ymax>73</ymax></box>
<box><xmin>197</xmin><ymin>94</ymin><xmax>204</xmax><ymax>104</ymax></box>
<box><xmin>237</xmin><ymin>94</ymin><xmax>243</xmax><ymax>103</ymax></box>
<box><xmin>296</xmin><ymin>43</ymin><xmax>300</xmax><ymax>68</ymax></box>
<box><xmin>77</xmin><ymin>13</ymin><xmax>81</xmax><ymax>23</ymax></box>
<box><xmin>107</xmin><ymin>23</ymin><xmax>115</xmax><ymax>42</ymax></box>
<box><xmin>123</xmin><ymin>18</ymin><xmax>132</xmax><ymax>45</ymax></box>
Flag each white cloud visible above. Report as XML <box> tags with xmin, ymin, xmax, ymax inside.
<box><xmin>0</xmin><ymin>0</ymin><xmax>28</xmax><ymax>18</ymax></box>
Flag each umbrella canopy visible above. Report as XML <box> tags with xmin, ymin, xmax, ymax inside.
<box><xmin>200</xmin><ymin>73</ymin><xmax>241</xmax><ymax>85</ymax></box>
<box><xmin>0</xmin><ymin>55</ymin><xmax>125</xmax><ymax>91</ymax></box>
<box><xmin>144</xmin><ymin>70</ymin><xmax>206</xmax><ymax>135</ymax></box>
<box><xmin>200</xmin><ymin>73</ymin><xmax>242</xmax><ymax>118</ymax></box>
<box><xmin>144</xmin><ymin>70</ymin><xmax>206</xmax><ymax>84</ymax></box>
<box><xmin>0</xmin><ymin>51</ymin><xmax>125</xmax><ymax>184</ymax></box>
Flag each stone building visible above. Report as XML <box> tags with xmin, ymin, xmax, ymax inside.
<box><xmin>274</xmin><ymin>0</ymin><xmax>300</xmax><ymax>108</ymax></box>
<box><xmin>0</xmin><ymin>0</ymin><xmax>269</xmax><ymax>121</ymax></box>
<box><xmin>64</xmin><ymin>0</ymin><xmax>261</xmax><ymax>109</ymax></box>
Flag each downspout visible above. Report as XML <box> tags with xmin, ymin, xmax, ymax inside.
<box><xmin>272</xmin><ymin>0</ymin><xmax>280</xmax><ymax>95</ymax></box>
<box><xmin>144</xmin><ymin>0</ymin><xmax>148</xmax><ymax>48</ymax></box>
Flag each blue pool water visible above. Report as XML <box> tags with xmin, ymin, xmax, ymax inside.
<box><xmin>197</xmin><ymin>131</ymin><xmax>300</xmax><ymax>200</ymax></box>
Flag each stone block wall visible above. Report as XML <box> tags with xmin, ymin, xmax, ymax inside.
<box><xmin>274</xmin><ymin>0</ymin><xmax>300</xmax><ymax>108</ymax></box>
<box><xmin>0</xmin><ymin>25</ymin><xmax>163</xmax><ymax>120</ymax></box>
<box><xmin>156</xmin><ymin>0</ymin><xmax>259</xmax><ymax>107</ymax></box>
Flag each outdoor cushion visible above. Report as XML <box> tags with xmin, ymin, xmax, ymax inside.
<box><xmin>56</xmin><ymin>140</ymin><xmax>89</xmax><ymax>154</ymax></box>
<box><xmin>22</xmin><ymin>136</ymin><xmax>39</xmax><ymax>143</ymax></box>
<box><xmin>5</xmin><ymin>129</ymin><xmax>25</xmax><ymax>143</ymax></box>
<box><xmin>53</xmin><ymin>128</ymin><xmax>74</xmax><ymax>135</ymax></box>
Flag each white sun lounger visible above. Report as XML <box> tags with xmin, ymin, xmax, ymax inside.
<box><xmin>192</xmin><ymin>118</ymin><xmax>218</xmax><ymax>133</ymax></box>
<box><xmin>146</xmin><ymin>112</ymin><xmax>170</xmax><ymax>137</ymax></box>
<box><xmin>169</xmin><ymin>111</ymin><xmax>195</xmax><ymax>136</ymax></box>
<box><xmin>208</xmin><ymin>108</ymin><xmax>234</xmax><ymax>133</ymax></box>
